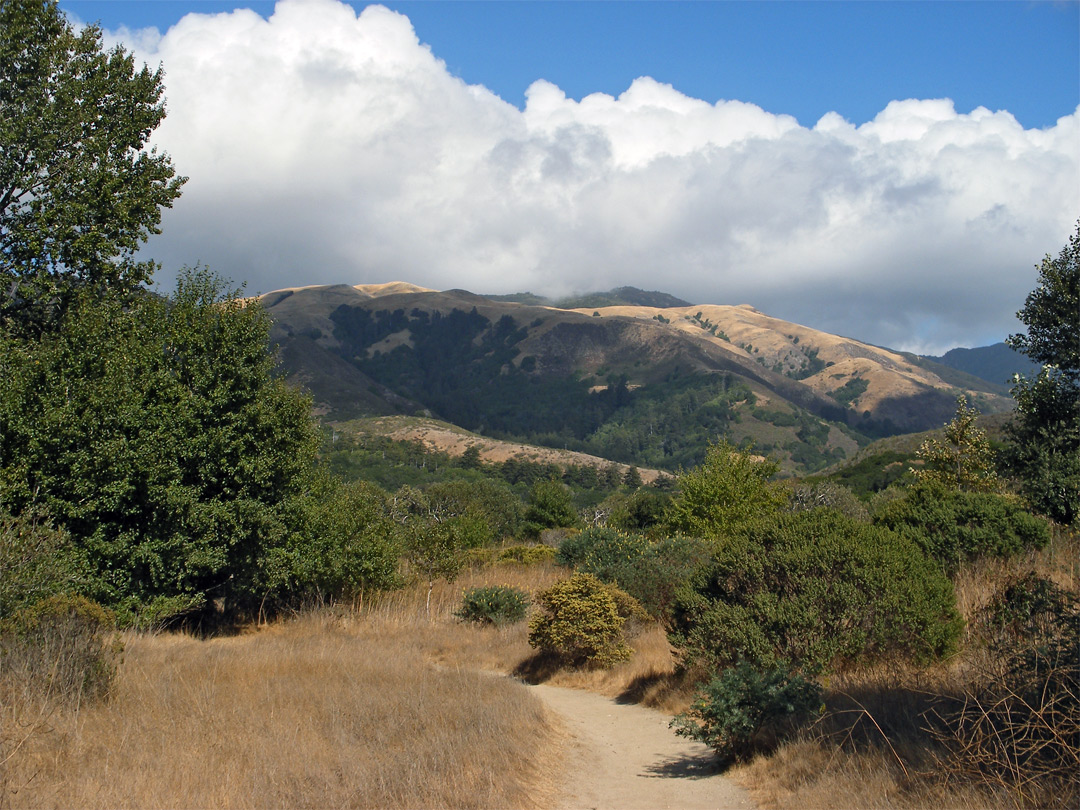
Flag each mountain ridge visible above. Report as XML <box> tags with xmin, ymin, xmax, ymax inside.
<box><xmin>262</xmin><ymin>282</ymin><xmax>1014</xmax><ymax>474</ymax></box>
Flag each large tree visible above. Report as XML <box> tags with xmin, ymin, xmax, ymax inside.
<box><xmin>0</xmin><ymin>0</ymin><xmax>185</xmax><ymax>330</ymax></box>
<box><xmin>0</xmin><ymin>270</ymin><xmax>320</xmax><ymax>622</ymax></box>
<box><xmin>1005</xmin><ymin>223</ymin><xmax>1080</xmax><ymax>525</ymax></box>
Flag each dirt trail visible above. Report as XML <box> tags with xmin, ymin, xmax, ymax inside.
<box><xmin>527</xmin><ymin>682</ymin><xmax>755</xmax><ymax>810</ymax></box>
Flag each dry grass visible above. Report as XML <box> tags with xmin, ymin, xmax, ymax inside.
<box><xmin>1</xmin><ymin>583</ymin><xmax>565</xmax><ymax>809</ymax></box>
<box><xmin>364</xmin><ymin>563</ymin><xmax>695</xmax><ymax>712</ymax></box>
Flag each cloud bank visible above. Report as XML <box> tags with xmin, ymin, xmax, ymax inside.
<box><xmin>110</xmin><ymin>0</ymin><xmax>1078</xmax><ymax>352</ymax></box>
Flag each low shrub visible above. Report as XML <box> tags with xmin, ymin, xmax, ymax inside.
<box><xmin>669</xmin><ymin>509</ymin><xmax>963</xmax><ymax>674</ymax></box>
<box><xmin>456</xmin><ymin>586</ymin><xmax>529</xmax><ymax>626</ymax></box>
<box><xmin>527</xmin><ymin>573</ymin><xmax>643</xmax><ymax>668</ymax></box>
<box><xmin>670</xmin><ymin>661</ymin><xmax>822</xmax><ymax>762</ymax></box>
<box><xmin>873</xmin><ymin>482</ymin><xmax>1050</xmax><ymax>570</ymax></box>
<box><xmin>464</xmin><ymin>545</ymin><xmax>557</xmax><ymax>567</ymax></box>
<box><xmin>496</xmin><ymin>545</ymin><xmax>556</xmax><ymax>565</ymax></box>
<box><xmin>786</xmin><ymin>480</ymin><xmax>870</xmax><ymax>522</ymax></box>
<box><xmin>0</xmin><ymin>594</ymin><xmax>121</xmax><ymax>706</ymax></box>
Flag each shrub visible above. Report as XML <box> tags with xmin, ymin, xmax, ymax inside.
<box><xmin>457</xmin><ymin>586</ymin><xmax>530</xmax><ymax>626</ymax></box>
<box><xmin>0</xmin><ymin>505</ymin><xmax>80</xmax><ymax>620</ymax></box>
<box><xmin>665</xmin><ymin>440</ymin><xmax>785</xmax><ymax>540</ymax></box>
<box><xmin>0</xmin><ymin>594</ymin><xmax>121</xmax><ymax>706</ymax></box>
<box><xmin>527</xmin><ymin>574</ymin><xmax>642</xmax><ymax>668</ymax></box>
<box><xmin>558</xmin><ymin>528</ymin><xmax>709</xmax><ymax>620</ymax></box>
<box><xmin>464</xmin><ymin>544</ymin><xmax>556</xmax><ymax>567</ymax></box>
<box><xmin>669</xmin><ymin>510</ymin><xmax>963</xmax><ymax>674</ymax></box>
<box><xmin>874</xmin><ymin>481</ymin><xmax>1050</xmax><ymax>570</ymax></box>
<box><xmin>556</xmin><ymin>527</ymin><xmax>647</xmax><ymax>570</ymax></box>
<box><xmin>670</xmin><ymin>661</ymin><xmax>822</xmax><ymax>762</ymax></box>
<box><xmin>786</xmin><ymin>480</ymin><xmax>870</xmax><ymax>522</ymax></box>
<box><xmin>496</xmin><ymin>545</ymin><xmax>556</xmax><ymax>565</ymax></box>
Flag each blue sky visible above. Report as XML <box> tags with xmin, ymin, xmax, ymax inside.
<box><xmin>60</xmin><ymin>1</ymin><xmax>1079</xmax><ymax>128</ymax></box>
<box><xmin>57</xmin><ymin>0</ymin><xmax>1080</xmax><ymax>352</ymax></box>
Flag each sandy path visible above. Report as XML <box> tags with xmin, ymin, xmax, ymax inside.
<box><xmin>528</xmin><ymin>683</ymin><xmax>756</xmax><ymax>810</ymax></box>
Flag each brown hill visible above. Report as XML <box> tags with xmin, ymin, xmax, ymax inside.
<box><xmin>261</xmin><ymin>282</ymin><xmax>1011</xmax><ymax>473</ymax></box>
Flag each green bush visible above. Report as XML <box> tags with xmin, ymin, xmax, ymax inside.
<box><xmin>0</xmin><ymin>505</ymin><xmax>80</xmax><ymax>620</ymax></box>
<box><xmin>457</xmin><ymin>586</ymin><xmax>529</xmax><ymax>626</ymax></box>
<box><xmin>556</xmin><ymin>527</ymin><xmax>647</xmax><ymax>569</ymax></box>
<box><xmin>873</xmin><ymin>481</ymin><xmax>1050</xmax><ymax>570</ymax></box>
<box><xmin>528</xmin><ymin>573</ymin><xmax>642</xmax><ymax>668</ymax></box>
<box><xmin>786</xmin><ymin>480</ymin><xmax>870</xmax><ymax>522</ymax></box>
<box><xmin>558</xmin><ymin>528</ymin><xmax>709</xmax><ymax>619</ymax></box>
<box><xmin>496</xmin><ymin>545</ymin><xmax>556</xmax><ymax>565</ymax></box>
<box><xmin>665</xmin><ymin>440</ymin><xmax>786</xmax><ymax>540</ymax></box>
<box><xmin>669</xmin><ymin>509</ymin><xmax>963</xmax><ymax>674</ymax></box>
<box><xmin>464</xmin><ymin>544</ymin><xmax>556</xmax><ymax>567</ymax></box>
<box><xmin>670</xmin><ymin>661</ymin><xmax>822</xmax><ymax>762</ymax></box>
<box><xmin>1</xmin><ymin>594</ymin><xmax>121</xmax><ymax>706</ymax></box>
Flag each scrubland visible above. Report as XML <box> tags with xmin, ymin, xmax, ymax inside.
<box><xmin>4</xmin><ymin>535</ymin><xmax>1077</xmax><ymax>810</ymax></box>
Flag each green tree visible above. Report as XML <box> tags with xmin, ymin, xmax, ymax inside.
<box><xmin>522</xmin><ymin>478</ymin><xmax>580</xmax><ymax>538</ymax></box>
<box><xmin>0</xmin><ymin>0</ymin><xmax>185</xmax><ymax>331</ymax></box>
<box><xmin>665</xmin><ymin>441</ymin><xmax>785</xmax><ymax>540</ymax></box>
<box><xmin>1005</xmin><ymin>222</ymin><xmax>1080</xmax><ymax>524</ymax></box>
<box><xmin>390</xmin><ymin>485</ymin><xmax>471</xmax><ymax>617</ymax></box>
<box><xmin>913</xmin><ymin>395</ymin><xmax>1000</xmax><ymax>492</ymax></box>
<box><xmin>272</xmin><ymin>477</ymin><xmax>400</xmax><ymax>609</ymax></box>
<box><xmin>0</xmin><ymin>268</ymin><xmax>319</xmax><ymax>622</ymax></box>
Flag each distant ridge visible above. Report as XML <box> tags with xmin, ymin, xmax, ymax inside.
<box><xmin>260</xmin><ymin>280</ymin><xmax>1014</xmax><ymax>475</ymax></box>
<box><xmin>485</xmin><ymin>286</ymin><xmax>692</xmax><ymax>309</ymax></box>
<box><xmin>924</xmin><ymin>342</ymin><xmax>1040</xmax><ymax>387</ymax></box>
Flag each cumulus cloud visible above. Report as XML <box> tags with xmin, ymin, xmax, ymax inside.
<box><xmin>112</xmin><ymin>0</ymin><xmax>1078</xmax><ymax>352</ymax></box>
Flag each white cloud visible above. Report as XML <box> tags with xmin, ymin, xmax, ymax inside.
<box><xmin>115</xmin><ymin>0</ymin><xmax>1078</xmax><ymax>353</ymax></box>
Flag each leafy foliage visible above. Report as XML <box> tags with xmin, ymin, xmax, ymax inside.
<box><xmin>0</xmin><ymin>269</ymin><xmax>320</xmax><ymax>620</ymax></box>
<box><xmin>873</xmin><ymin>481</ymin><xmax>1050</xmax><ymax>569</ymax></box>
<box><xmin>670</xmin><ymin>661</ymin><xmax>822</xmax><ymax>762</ymax></box>
<box><xmin>669</xmin><ymin>510</ymin><xmax>962</xmax><ymax>674</ymax></box>
<box><xmin>457</xmin><ymin>585</ymin><xmax>529</xmax><ymax>626</ymax></box>
<box><xmin>0</xmin><ymin>0</ymin><xmax>185</xmax><ymax>331</ymax></box>
<box><xmin>665</xmin><ymin>440</ymin><xmax>786</xmax><ymax>540</ymax></box>
<box><xmin>0</xmin><ymin>505</ymin><xmax>80</xmax><ymax>619</ymax></box>
<box><xmin>913</xmin><ymin>395</ymin><xmax>1000</xmax><ymax>492</ymax></box>
<box><xmin>786</xmin><ymin>480</ymin><xmax>870</xmax><ymax>522</ymax></box>
<box><xmin>527</xmin><ymin>573</ymin><xmax>642</xmax><ymax>668</ymax></box>
<box><xmin>274</xmin><ymin>477</ymin><xmax>401</xmax><ymax>607</ymax></box>
<box><xmin>557</xmin><ymin>527</ymin><xmax>709</xmax><ymax>619</ymax></box>
<box><xmin>522</xmin><ymin>479</ymin><xmax>580</xmax><ymax>538</ymax></box>
<box><xmin>1005</xmin><ymin>222</ymin><xmax>1080</xmax><ymax>525</ymax></box>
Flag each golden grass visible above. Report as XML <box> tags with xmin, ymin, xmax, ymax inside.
<box><xmin>2</xmin><ymin>602</ymin><xmax>563</xmax><ymax>809</ymax></box>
